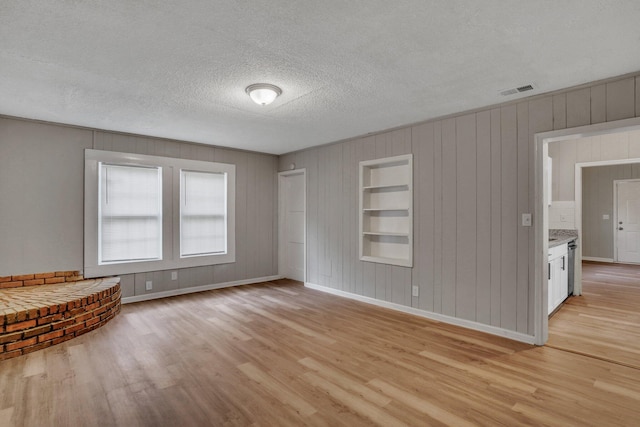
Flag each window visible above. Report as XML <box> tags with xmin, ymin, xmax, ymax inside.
<box><xmin>99</xmin><ymin>164</ymin><xmax>162</xmax><ymax>263</ymax></box>
<box><xmin>85</xmin><ymin>150</ymin><xmax>235</xmax><ymax>278</ymax></box>
<box><xmin>180</xmin><ymin>170</ymin><xmax>226</xmax><ymax>257</ymax></box>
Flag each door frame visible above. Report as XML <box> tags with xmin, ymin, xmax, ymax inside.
<box><xmin>613</xmin><ymin>178</ymin><xmax>640</xmax><ymax>262</ymax></box>
<box><xmin>278</xmin><ymin>169</ymin><xmax>306</xmax><ymax>282</ymax></box>
<box><xmin>534</xmin><ymin>116</ymin><xmax>640</xmax><ymax>345</ymax></box>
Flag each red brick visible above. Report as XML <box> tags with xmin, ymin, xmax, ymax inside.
<box><xmin>0</xmin><ymin>331</ymin><xmax>23</xmax><ymax>345</ymax></box>
<box><xmin>0</xmin><ymin>276</ymin><xmax>11</xmax><ymax>283</ymax></box>
<box><xmin>12</xmin><ymin>274</ymin><xmax>34</xmax><ymax>281</ymax></box>
<box><xmin>4</xmin><ymin>312</ymin><xmax>17</xmax><ymax>324</ymax></box>
<box><xmin>85</xmin><ymin>302</ymin><xmax>99</xmax><ymax>311</ymax></box>
<box><xmin>16</xmin><ymin>311</ymin><xmax>27</xmax><ymax>322</ymax></box>
<box><xmin>37</xmin><ymin>313</ymin><xmax>63</xmax><ymax>325</ymax></box>
<box><xmin>0</xmin><ymin>349</ymin><xmax>23</xmax><ymax>361</ymax></box>
<box><xmin>23</xmin><ymin>324</ymin><xmax>52</xmax><ymax>339</ymax></box>
<box><xmin>64</xmin><ymin>323</ymin><xmax>85</xmax><ymax>335</ymax></box>
<box><xmin>39</xmin><ymin>307</ymin><xmax>49</xmax><ymax>317</ymax></box>
<box><xmin>51</xmin><ymin>318</ymin><xmax>75</xmax><ymax>330</ymax></box>
<box><xmin>45</xmin><ymin>277</ymin><xmax>65</xmax><ymax>285</ymax></box>
<box><xmin>23</xmin><ymin>279</ymin><xmax>45</xmax><ymax>287</ymax></box>
<box><xmin>27</xmin><ymin>308</ymin><xmax>39</xmax><ymax>319</ymax></box>
<box><xmin>38</xmin><ymin>330</ymin><xmax>64</xmax><ymax>342</ymax></box>
<box><xmin>22</xmin><ymin>341</ymin><xmax>52</xmax><ymax>355</ymax></box>
<box><xmin>85</xmin><ymin>317</ymin><xmax>100</xmax><ymax>327</ymax></box>
<box><xmin>66</xmin><ymin>308</ymin><xmax>82</xmax><ymax>318</ymax></box>
<box><xmin>1</xmin><ymin>281</ymin><xmax>23</xmax><ymax>289</ymax></box>
<box><xmin>93</xmin><ymin>306</ymin><xmax>107</xmax><ymax>317</ymax></box>
<box><xmin>52</xmin><ymin>335</ymin><xmax>74</xmax><ymax>345</ymax></box>
<box><xmin>66</xmin><ymin>275</ymin><xmax>84</xmax><ymax>282</ymax></box>
<box><xmin>75</xmin><ymin>312</ymin><xmax>92</xmax><ymax>323</ymax></box>
<box><xmin>5</xmin><ymin>320</ymin><xmax>36</xmax><ymax>333</ymax></box>
<box><xmin>34</xmin><ymin>272</ymin><xmax>55</xmax><ymax>279</ymax></box>
<box><xmin>5</xmin><ymin>337</ymin><xmax>37</xmax><ymax>351</ymax></box>
<box><xmin>55</xmin><ymin>271</ymin><xmax>76</xmax><ymax>277</ymax></box>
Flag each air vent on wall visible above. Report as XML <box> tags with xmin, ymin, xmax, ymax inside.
<box><xmin>500</xmin><ymin>84</ymin><xmax>535</xmax><ymax>96</ymax></box>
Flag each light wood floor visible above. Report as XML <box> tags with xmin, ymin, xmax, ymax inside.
<box><xmin>548</xmin><ymin>261</ymin><xmax>640</xmax><ymax>369</ymax></box>
<box><xmin>2</xmin><ymin>278</ymin><xmax>640</xmax><ymax>426</ymax></box>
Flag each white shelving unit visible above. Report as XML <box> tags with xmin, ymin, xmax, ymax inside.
<box><xmin>359</xmin><ymin>154</ymin><xmax>413</xmax><ymax>267</ymax></box>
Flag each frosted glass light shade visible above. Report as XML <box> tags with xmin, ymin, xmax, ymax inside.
<box><xmin>246</xmin><ymin>83</ymin><xmax>282</xmax><ymax>105</ymax></box>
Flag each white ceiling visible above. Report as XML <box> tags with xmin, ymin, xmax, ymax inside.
<box><xmin>1</xmin><ymin>1</ymin><xmax>640</xmax><ymax>155</ymax></box>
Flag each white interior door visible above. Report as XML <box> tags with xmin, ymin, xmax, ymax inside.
<box><xmin>616</xmin><ymin>180</ymin><xmax>640</xmax><ymax>263</ymax></box>
<box><xmin>279</xmin><ymin>170</ymin><xmax>305</xmax><ymax>281</ymax></box>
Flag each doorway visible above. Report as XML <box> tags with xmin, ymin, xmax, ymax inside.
<box><xmin>278</xmin><ymin>170</ymin><xmax>306</xmax><ymax>282</ymax></box>
<box><xmin>615</xmin><ymin>179</ymin><xmax>640</xmax><ymax>263</ymax></box>
<box><xmin>535</xmin><ymin>117</ymin><xmax>640</xmax><ymax>345</ymax></box>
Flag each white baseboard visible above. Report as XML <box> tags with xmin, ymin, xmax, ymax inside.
<box><xmin>582</xmin><ymin>256</ymin><xmax>613</xmax><ymax>263</ymax></box>
<box><xmin>304</xmin><ymin>282</ymin><xmax>536</xmax><ymax>345</ymax></box>
<box><xmin>122</xmin><ymin>275</ymin><xmax>284</xmax><ymax>304</ymax></box>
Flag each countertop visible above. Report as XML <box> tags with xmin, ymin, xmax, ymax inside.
<box><xmin>549</xmin><ymin>229</ymin><xmax>578</xmax><ymax>248</ymax></box>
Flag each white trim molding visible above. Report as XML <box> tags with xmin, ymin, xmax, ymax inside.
<box><xmin>122</xmin><ymin>275</ymin><xmax>283</xmax><ymax>304</ymax></box>
<box><xmin>304</xmin><ymin>282</ymin><xmax>536</xmax><ymax>345</ymax></box>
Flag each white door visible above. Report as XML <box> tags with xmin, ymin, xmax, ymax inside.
<box><xmin>616</xmin><ymin>180</ymin><xmax>640</xmax><ymax>263</ymax></box>
<box><xmin>279</xmin><ymin>170</ymin><xmax>305</xmax><ymax>281</ymax></box>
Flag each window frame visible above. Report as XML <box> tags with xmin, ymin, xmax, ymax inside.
<box><xmin>84</xmin><ymin>149</ymin><xmax>236</xmax><ymax>278</ymax></box>
<box><xmin>98</xmin><ymin>163</ymin><xmax>164</xmax><ymax>265</ymax></box>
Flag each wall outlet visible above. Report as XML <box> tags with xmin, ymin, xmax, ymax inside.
<box><xmin>145</xmin><ymin>280</ymin><xmax>153</xmax><ymax>291</ymax></box>
<box><xmin>412</xmin><ymin>286</ymin><xmax>419</xmax><ymax>297</ymax></box>
<box><xmin>522</xmin><ymin>213</ymin><xmax>532</xmax><ymax>227</ymax></box>
<box><xmin>603</xmin><ymin>214</ymin><xmax>610</xmax><ymax>220</ymax></box>
<box><xmin>171</xmin><ymin>271</ymin><xmax>178</xmax><ymax>280</ymax></box>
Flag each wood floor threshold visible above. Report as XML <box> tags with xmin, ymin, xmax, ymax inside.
<box><xmin>544</xmin><ymin>343</ymin><xmax>640</xmax><ymax>371</ymax></box>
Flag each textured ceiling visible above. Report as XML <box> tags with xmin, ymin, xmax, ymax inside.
<box><xmin>1</xmin><ymin>1</ymin><xmax>640</xmax><ymax>155</ymax></box>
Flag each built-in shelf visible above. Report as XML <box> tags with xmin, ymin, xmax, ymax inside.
<box><xmin>362</xmin><ymin>183</ymin><xmax>409</xmax><ymax>191</ymax></box>
<box><xmin>362</xmin><ymin>231</ymin><xmax>410</xmax><ymax>237</ymax></box>
<box><xmin>363</xmin><ymin>208</ymin><xmax>409</xmax><ymax>212</ymax></box>
<box><xmin>359</xmin><ymin>154</ymin><xmax>413</xmax><ymax>267</ymax></box>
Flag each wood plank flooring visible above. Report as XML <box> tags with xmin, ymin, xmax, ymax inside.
<box><xmin>1</xmin><ymin>278</ymin><xmax>640</xmax><ymax>426</ymax></box>
<box><xmin>548</xmin><ymin>261</ymin><xmax>640</xmax><ymax>369</ymax></box>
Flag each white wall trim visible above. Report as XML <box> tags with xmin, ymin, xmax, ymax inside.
<box><xmin>582</xmin><ymin>256</ymin><xmax>614</xmax><ymax>263</ymax></box>
<box><xmin>122</xmin><ymin>275</ymin><xmax>283</xmax><ymax>304</ymax></box>
<box><xmin>304</xmin><ymin>282</ymin><xmax>536</xmax><ymax>345</ymax></box>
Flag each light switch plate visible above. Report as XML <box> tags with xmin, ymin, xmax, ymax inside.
<box><xmin>603</xmin><ymin>214</ymin><xmax>610</xmax><ymax>220</ymax></box>
<box><xmin>171</xmin><ymin>271</ymin><xmax>178</xmax><ymax>280</ymax></box>
<box><xmin>145</xmin><ymin>280</ymin><xmax>153</xmax><ymax>291</ymax></box>
<box><xmin>522</xmin><ymin>213</ymin><xmax>532</xmax><ymax>227</ymax></box>
<box><xmin>412</xmin><ymin>286</ymin><xmax>419</xmax><ymax>297</ymax></box>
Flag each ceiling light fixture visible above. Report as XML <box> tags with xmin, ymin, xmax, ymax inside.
<box><xmin>246</xmin><ymin>83</ymin><xmax>282</xmax><ymax>106</ymax></box>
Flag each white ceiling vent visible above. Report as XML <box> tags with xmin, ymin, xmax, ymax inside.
<box><xmin>500</xmin><ymin>84</ymin><xmax>536</xmax><ymax>96</ymax></box>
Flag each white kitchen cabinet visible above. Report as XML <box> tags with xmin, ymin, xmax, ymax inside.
<box><xmin>359</xmin><ymin>154</ymin><xmax>412</xmax><ymax>267</ymax></box>
<box><xmin>548</xmin><ymin>243</ymin><xmax>569</xmax><ymax>315</ymax></box>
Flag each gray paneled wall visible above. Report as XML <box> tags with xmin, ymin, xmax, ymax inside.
<box><xmin>280</xmin><ymin>74</ymin><xmax>639</xmax><ymax>336</ymax></box>
<box><xmin>0</xmin><ymin>118</ymin><xmax>279</xmax><ymax>298</ymax></box>
<box><xmin>549</xmin><ymin>129</ymin><xmax>640</xmax><ymax>202</ymax></box>
<box><xmin>582</xmin><ymin>164</ymin><xmax>640</xmax><ymax>260</ymax></box>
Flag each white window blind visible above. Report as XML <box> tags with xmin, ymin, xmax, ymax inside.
<box><xmin>180</xmin><ymin>170</ymin><xmax>227</xmax><ymax>257</ymax></box>
<box><xmin>99</xmin><ymin>163</ymin><xmax>162</xmax><ymax>264</ymax></box>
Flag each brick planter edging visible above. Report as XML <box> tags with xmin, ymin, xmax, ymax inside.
<box><xmin>0</xmin><ymin>270</ymin><xmax>84</xmax><ymax>289</ymax></box>
<box><xmin>0</xmin><ymin>277</ymin><xmax>121</xmax><ymax>361</ymax></box>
